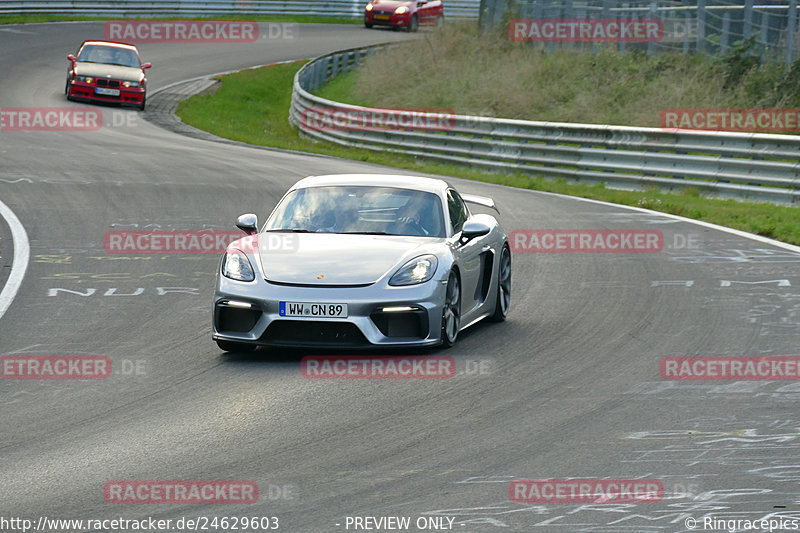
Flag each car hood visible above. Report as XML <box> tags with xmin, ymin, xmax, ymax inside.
<box><xmin>369</xmin><ymin>0</ymin><xmax>413</xmax><ymax>9</ymax></box>
<box><xmin>74</xmin><ymin>62</ymin><xmax>143</xmax><ymax>81</ymax></box>
<box><xmin>250</xmin><ymin>233</ymin><xmax>443</xmax><ymax>286</ymax></box>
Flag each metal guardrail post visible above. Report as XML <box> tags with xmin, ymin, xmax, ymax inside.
<box><xmin>721</xmin><ymin>12</ymin><xmax>731</xmax><ymax>56</ymax></box>
<box><xmin>696</xmin><ymin>0</ymin><xmax>706</xmax><ymax>54</ymax></box>
<box><xmin>647</xmin><ymin>0</ymin><xmax>657</xmax><ymax>57</ymax></box>
<box><xmin>744</xmin><ymin>0</ymin><xmax>754</xmax><ymax>39</ymax></box>
<box><xmin>786</xmin><ymin>0</ymin><xmax>797</xmax><ymax>66</ymax></box>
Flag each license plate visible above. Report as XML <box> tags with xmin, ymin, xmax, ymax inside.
<box><xmin>280</xmin><ymin>302</ymin><xmax>348</xmax><ymax>318</ymax></box>
<box><xmin>96</xmin><ymin>88</ymin><xmax>120</xmax><ymax>96</ymax></box>
<box><xmin>375</xmin><ymin>14</ymin><xmax>390</xmax><ymax>20</ymax></box>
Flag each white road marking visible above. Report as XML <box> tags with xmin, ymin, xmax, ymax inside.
<box><xmin>0</xmin><ymin>199</ymin><xmax>30</xmax><ymax>321</ymax></box>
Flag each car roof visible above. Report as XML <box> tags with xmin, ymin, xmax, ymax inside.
<box><xmin>81</xmin><ymin>40</ymin><xmax>139</xmax><ymax>52</ymax></box>
<box><xmin>293</xmin><ymin>174</ymin><xmax>452</xmax><ymax>194</ymax></box>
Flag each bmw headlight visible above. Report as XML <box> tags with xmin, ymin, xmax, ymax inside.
<box><xmin>366</xmin><ymin>2</ymin><xmax>374</xmax><ymax>10</ymax></box>
<box><xmin>395</xmin><ymin>5</ymin><xmax>409</xmax><ymax>13</ymax></box>
<box><xmin>222</xmin><ymin>249</ymin><xmax>255</xmax><ymax>282</ymax></box>
<box><xmin>75</xmin><ymin>75</ymin><xmax>93</xmax><ymax>83</ymax></box>
<box><xmin>389</xmin><ymin>255</ymin><xmax>438</xmax><ymax>286</ymax></box>
<box><xmin>123</xmin><ymin>80</ymin><xmax>142</xmax><ymax>88</ymax></box>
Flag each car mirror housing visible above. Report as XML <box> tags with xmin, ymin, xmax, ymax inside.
<box><xmin>142</xmin><ymin>62</ymin><xmax>152</xmax><ymax>69</ymax></box>
<box><xmin>460</xmin><ymin>220</ymin><xmax>490</xmax><ymax>243</ymax></box>
<box><xmin>67</xmin><ymin>54</ymin><xmax>77</xmax><ymax>62</ymax></box>
<box><xmin>236</xmin><ymin>213</ymin><xmax>258</xmax><ymax>235</ymax></box>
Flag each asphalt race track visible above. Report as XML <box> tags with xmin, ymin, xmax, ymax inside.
<box><xmin>2</xmin><ymin>21</ymin><xmax>800</xmax><ymax>533</ymax></box>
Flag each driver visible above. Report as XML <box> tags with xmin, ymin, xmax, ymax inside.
<box><xmin>395</xmin><ymin>195</ymin><xmax>431</xmax><ymax>236</ymax></box>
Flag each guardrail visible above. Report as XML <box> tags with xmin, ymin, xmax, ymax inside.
<box><xmin>1</xmin><ymin>0</ymin><xmax>480</xmax><ymax>19</ymax></box>
<box><xmin>290</xmin><ymin>44</ymin><xmax>800</xmax><ymax>205</ymax></box>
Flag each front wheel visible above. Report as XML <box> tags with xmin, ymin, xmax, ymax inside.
<box><xmin>138</xmin><ymin>94</ymin><xmax>146</xmax><ymax>111</ymax></box>
<box><xmin>489</xmin><ymin>245</ymin><xmax>511</xmax><ymax>322</ymax></box>
<box><xmin>440</xmin><ymin>270</ymin><xmax>461</xmax><ymax>348</ymax></box>
<box><xmin>436</xmin><ymin>15</ymin><xmax>444</xmax><ymax>28</ymax></box>
<box><xmin>407</xmin><ymin>15</ymin><xmax>418</xmax><ymax>32</ymax></box>
<box><xmin>216</xmin><ymin>340</ymin><xmax>257</xmax><ymax>353</ymax></box>
<box><xmin>365</xmin><ymin>22</ymin><xmax>373</xmax><ymax>28</ymax></box>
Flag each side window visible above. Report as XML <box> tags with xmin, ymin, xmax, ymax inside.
<box><xmin>446</xmin><ymin>190</ymin><xmax>469</xmax><ymax>234</ymax></box>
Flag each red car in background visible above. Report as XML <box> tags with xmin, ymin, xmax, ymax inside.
<box><xmin>66</xmin><ymin>40</ymin><xmax>151</xmax><ymax>111</ymax></box>
<box><xmin>365</xmin><ymin>0</ymin><xmax>444</xmax><ymax>31</ymax></box>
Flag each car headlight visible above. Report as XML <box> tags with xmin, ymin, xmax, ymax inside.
<box><xmin>365</xmin><ymin>2</ymin><xmax>373</xmax><ymax>10</ymax></box>
<box><xmin>75</xmin><ymin>75</ymin><xmax>93</xmax><ymax>83</ymax></box>
<box><xmin>222</xmin><ymin>249</ymin><xmax>255</xmax><ymax>282</ymax></box>
<box><xmin>389</xmin><ymin>255</ymin><xmax>438</xmax><ymax>286</ymax></box>
<box><xmin>395</xmin><ymin>5</ymin><xmax>409</xmax><ymax>13</ymax></box>
<box><xmin>123</xmin><ymin>80</ymin><xmax>142</xmax><ymax>88</ymax></box>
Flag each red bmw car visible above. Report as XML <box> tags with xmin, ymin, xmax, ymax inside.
<box><xmin>66</xmin><ymin>41</ymin><xmax>151</xmax><ymax>111</ymax></box>
<box><xmin>365</xmin><ymin>0</ymin><xmax>444</xmax><ymax>31</ymax></box>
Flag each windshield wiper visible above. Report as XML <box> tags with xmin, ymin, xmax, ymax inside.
<box><xmin>340</xmin><ymin>231</ymin><xmax>391</xmax><ymax>235</ymax></box>
<box><xmin>266</xmin><ymin>229</ymin><xmax>313</xmax><ymax>233</ymax></box>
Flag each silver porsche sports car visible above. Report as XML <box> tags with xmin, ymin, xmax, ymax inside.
<box><xmin>212</xmin><ymin>174</ymin><xmax>511</xmax><ymax>351</ymax></box>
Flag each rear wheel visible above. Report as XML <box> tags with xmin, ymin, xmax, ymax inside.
<box><xmin>440</xmin><ymin>270</ymin><xmax>461</xmax><ymax>348</ymax></box>
<box><xmin>489</xmin><ymin>245</ymin><xmax>511</xmax><ymax>322</ymax></box>
<box><xmin>407</xmin><ymin>15</ymin><xmax>419</xmax><ymax>32</ymax></box>
<box><xmin>216</xmin><ymin>340</ymin><xmax>257</xmax><ymax>353</ymax></box>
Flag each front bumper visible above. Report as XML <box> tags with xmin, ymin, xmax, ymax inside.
<box><xmin>213</xmin><ymin>275</ymin><xmax>447</xmax><ymax>348</ymax></box>
<box><xmin>365</xmin><ymin>11</ymin><xmax>411</xmax><ymax>26</ymax></box>
<box><xmin>68</xmin><ymin>82</ymin><xmax>145</xmax><ymax>106</ymax></box>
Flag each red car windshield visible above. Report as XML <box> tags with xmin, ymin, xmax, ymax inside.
<box><xmin>78</xmin><ymin>45</ymin><xmax>140</xmax><ymax>68</ymax></box>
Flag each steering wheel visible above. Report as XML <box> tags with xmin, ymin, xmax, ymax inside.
<box><xmin>397</xmin><ymin>216</ymin><xmax>428</xmax><ymax>236</ymax></box>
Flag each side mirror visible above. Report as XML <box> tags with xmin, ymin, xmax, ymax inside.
<box><xmin>460</xmin><ymin>220</ymin><xmax>490</xmax><ymax>243</ymax></box>
<box><xmin>142</xmin><ymin>62</ymin><xmax>152</xmax><ymax>69</ymax></box>
<box><xmin>67</xmin><ymin>54</ymin><xmax>77</xmax><ymax>62</ymax></box>
<box><xmin>236</xmin><ymin>213</ymin><xmax>258</xmax><ymax>235</ymax></box>
<box><xmin>417</xmin><ymin>0</ymin><xmax>427</xmax><ymax>5</ymax></box>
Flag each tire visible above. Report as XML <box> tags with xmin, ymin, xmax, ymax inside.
<box><xmin>440</xmin><ymin>270</ymin><xmax>461</xmax><ymax>348</ymax></box>
<box><xmin>65</xmin><ymin>78</ymin><xmax>73</xmax><ymax>100</ymax></box>
<box><xmin>138</xmin><ymin>94</ymin><xmax>146</xmax><ymax>111</ymax></box>
<box><xmin>365</xmin><ymin>22</ymin><xmax>373</xmax><ymax>28</ymax></box>
<box><xmin>488</xmin><ymin>245</ymin><xmax>511</xmax><ymax>322</ymax></box>
<box><xmin>436</xmin><ymin>15</ymin><xmax>444</xmax><ymax>28</ymax></box>
<box><xmin>216</xmin><ymin>340</ymin><xmax>257</xmax><ymax>353</ymax></box>
<box><xmin>407</xmin><ymin>15</ymin><xmax>418</xmax><ymax>32</ymax></box>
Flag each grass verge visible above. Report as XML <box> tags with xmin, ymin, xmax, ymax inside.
<box><xmin>176</xmin><ymin>58</ymin><xmax>800</xmax><ymax>246</ymax></box>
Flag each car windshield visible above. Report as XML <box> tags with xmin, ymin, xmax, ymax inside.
<box><xmin>77</xmin><ymin>45</ymin><xmax>140</xmax><ymax>67</ymax></box>
<box><xmin>264</xmin><ymin>185</ymin><xmax>446</xmax><ymax>237</ymax></box>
